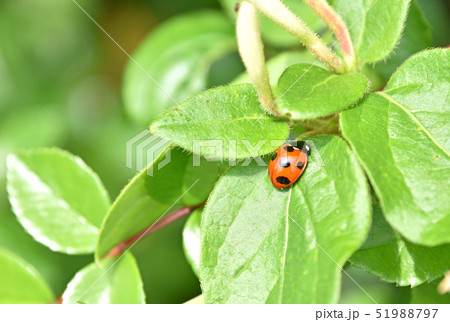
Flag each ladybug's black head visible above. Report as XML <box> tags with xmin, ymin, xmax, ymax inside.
<box><xmin>296</xmin><ymin>141</ymin><xmax>311</xmax><ymax>154</ymax></box>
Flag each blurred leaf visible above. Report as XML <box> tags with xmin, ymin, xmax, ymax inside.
<box><xmin>7</xmin><ymin>148</ymin><xmax>110</xmax><ymax>254</ymax></box>
<box><xmin>351</xmin><ymin>205</ymin><xmax>450</xmax><ymax>286</ymax></box>
<box><xmin>151</xmin><ymin>84</ymin><xmax>290</xmax><ymax>160</ymax></box>
<box><xmin>0</xmin><ymin>0</ymin><xmax>97</xmax><ymax>106</ymax></box>
<box><xmin>233</xmin><ymin>51</ymin><xmax>322</xmax><ymax>86</ymax></box>
<box><xmin>183</xmin><ymin>208</ymin><xmax>202</xmax><ymax>276</ymax></box>
<box><xmin>200</xmin><ymin>136</ymin><xmax>371</xmax><ymax>303</ymax></box>
<box><xmin>334</xmin><ymin>0</ymin><xmax>411</xmax><ymax>63</ymax></box>
<box><xmin>277</xmin><ymin>64</ymin><xmax>368</xmax><ymax>119</ymax></box>
<box><xmin>0</xmin><ymin>107</ymin><xmax>66</xmax><ymax>179</ymax></box>
<box><xmin>123</xmin><ymin>10</ymin><xmax>235</xmax><ymax>125</ymax></box>
<box><xmin>341</xmin><ymin>49</ymin><xmax>450</xmax><ymax>246</ymax></box>
<box><xmin>340</xmin><ymin>267</ymin><xmax>411</xmax><ymax>304</ymax></box>
<box><xmin>207</xmin><ymin>52</ymin><xmax>244</xmax><ymax>87</ymax></box>
<box><xmin>0</xmin><ymin>247</ymin><xmax>54</xmax><ymax>304</ymax></box>
<box><xmin>96</xmin><ymin>147</ymin><xmax>224</xmax><ymax>259</ymax></box>
<box><xmin>220</xmin><ymin>0</ymin><xmax>324</xmax><ymax>47</ymax></box>
<box><xmin>417</xmin><ymin>0</ymin><xmax>450</xmax><ymax>46</ymax></box>
<box><xmin>373</xmin><ymin>0</ymin><xmax>432</xmax><ymax>82</ymax></box>
<box><xmin>62</xmin><ymin>253</ymin><xmax>145</xmax><ymax>304</ymax></box>
<box><xmin>411</xmin><ymin>281</ymin><xmax>450</xmax><ymax>304</ymax></box>
<box><xmin>0</xmin><ymin>209</ymin><xmax>92</xmax><ymax>295</ymax></box>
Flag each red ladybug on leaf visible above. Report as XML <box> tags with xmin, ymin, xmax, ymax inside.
<box><xmin>268</xmin><ymin>141</ymin><xmax>310</xmax><ymax>189</ymax></box>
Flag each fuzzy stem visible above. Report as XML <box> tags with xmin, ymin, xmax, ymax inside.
<box><xmin>105</xmin><ymin>202</ymin><xmax>204</xmax><ymax>258</ymax></box>
<box><xmin>236</xmin><ymin>1</ymin><xmax>280</xmax><ymax>115</ymax></box>
<box><xmin>249</xmin><ymin>0</ymin><xmax>344</xmax><ymax>73</ymax></box>
<box><xmin>304</xmin><ymin>0</ymin><xmax>355</xmax><ymax>71</ymax></box>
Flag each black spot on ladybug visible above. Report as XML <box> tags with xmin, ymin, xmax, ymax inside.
<box><xmin>271</xmin><ymin>153</ymin><xmax>277</xmax><ymax>161</ymax></box>
<box><xmin>279</xmin><ymin>158</ymin><xmax>290</xmax><ymax>168</ymax></box>
<box><xmin>276</xmin><ymin>176</ymin><xmax>290</xmax><ymax>185</ymax></box>
<box><xmin>283</xmin><ymin>145</ymin><xmax>294</xmax><ymax>152</ymax></box>
<box><xmin>297</xmin><ymin>161</ymin><xmax>304</xmax><ymax>169</ymax></box>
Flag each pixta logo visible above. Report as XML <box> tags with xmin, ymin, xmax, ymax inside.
<box><xmin>126</xmin><ymin>129</ymin><xmax>170</xmax><ymax>176</ymax></box>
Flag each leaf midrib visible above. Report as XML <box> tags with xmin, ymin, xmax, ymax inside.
<box><xmin>277</xmin><ymin>188</ymin><xmax>292</xmax><ymax>303</ymax></box>
<box><xmin>12</xmin><ymin>157</ymin><xmax>99</xmax><ymax>234</ymax></box>
<box><xmin>377</xmin><ymin>92</ymin><xmax>450</xmax><ymax>157</ymax></box>
<box><xmin>156</xmin><ymin>116</ymin><xmax>276</xmax><ymax>126</ymax></box>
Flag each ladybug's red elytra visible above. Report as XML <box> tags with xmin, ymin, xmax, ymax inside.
<box><xmin>268</xmin><ymin>141</ymin><xmax>310</xmax><ymax>189</ymax></box>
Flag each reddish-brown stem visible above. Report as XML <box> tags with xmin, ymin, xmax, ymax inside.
<box><xmin>105</xmin><ymin>202</ymin><xmax>205</xmax><ymax>258</ymax></box>
<box><xmin>304</xmin><ymin>0</ymin><xmax>355</xmax><ymax>71</ymax></box>
<box><xmin>52</xmin><ymin>296</ymin><xmax>63</xmax><ymax>304</ymax></box>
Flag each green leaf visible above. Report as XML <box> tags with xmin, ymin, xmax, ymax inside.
<box><xmin>220</xmin><ymin>0</ymin><xmax>324</xmax><ymax>47</ymax></box>
<box><xmin>411</xmin><ymin>281</ymin><xmax>450</xmax><ymax>304</ymax></box>
<box><xmin>151</xmin><ymin>84</ymin><xmax>290</xmax><ymax>160</ymax></box>
<box><xmin>62</xmin><ymin>253</ymin><xmax>145</xmax><ymax>304</ymax></box>
<box><xmin>277</xmin><ymin>64</ymin><xmax>369</xmax><ymax>119</ymax></box>
<box><xmin>351</xmin><ymin>205</ymin><xmax>450</xmax><ymax>287</ymax></box>
<box><xmin>123</xmin><ymin>10</ymin><xmax>235</xmax><ymax>125</ymax></box>
<box><xmin>200</xmin><ymin>136</ymin><xmax>371</xmax><ymax>303</ymax></box>
<box><xmin>334</xmin><ymin>0</ymin><xmax>411</xmax><ymax>63</ymax></box>
<box><xmin>183</xmin><ymin>208</ymin><xmax>202</xmax><ymax>276</ymax></box>
<box><xmin>341</xmin><ymin>49</ymin><xmax>450</xmax><ymax>246</ymax></box>
<box><xmin>96</xmin><ymin>147</ymin><xmax>224</xmax><ymax>259</ymax></box>
<box><xmin>6</xmin><ymin>148</ymin><xmax>110</xmax><ymax>254</ymax></box>
<box><xmin>373</xmin><ymin>0</ymin><xmax>432</xmax><ymax>82</ymax></box>
<box><xmin>0</xmin><ymin>247</ymin><xmax>54</xmax><ymax>304</ymax></box>
<box><xmin>0</xmin><ymin>209</ymin><xmax>92</xmax><ymax>295</ymax></box>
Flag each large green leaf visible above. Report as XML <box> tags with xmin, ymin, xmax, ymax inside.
<box><xmin>334</xmin><ymin>0</ymin><xmax>411</xmax><ymax>63</ymax></box>
<box><xmin>123</xmin><ymin>11</ymin><xmax>235</xmax><ymax>125</ymax></box>
<box><xmin>373</xmin><ymin>0</ymin><xmax>432</xmax><ymax>82</ymax></box>
<box><xmin>0</xmin><ymin>247</ymin><xmax>54</xmax><ymax>304</ymax></box>
<box><xmin>220</xmin><ymin>0</ymin><xmax>324</xmax><ymax>47</ymax></box>
<box><xmin>62</xmin><ymin>253</ymin><xmax>145</xmax><ymax>304</ymax></box>
<box><xmin>6</xmin><ymin>148</ymin><xmax>110</xmax><ymax>254</ymax></box>
<box><xmin>351</xmin><ymin>205</ymin><xmax>450</xmax><ymax>287</ymax></box>
<box><xmin>96</xmin><ymin>147</ymin><xmax>224</xmax><ymax>259</ymax></box>
<box><xmin>151</xmin><ymin>84</ymin><xmax>290</xmax><ymax>160</ymax></box>
<box><xmin>277</xmin><ymin>64</ymin><xmax>368</xmax><ymax>119</ymax></box>
<box><xmin>341</xmin><ymin>49</ymin><xmax>450</xmax><ymax>246</ymax></box>
<box><xmin>182</xmin><ymin>208</ymin><xmax>202</xmax><ymax>276</ymax></box>
<box><xmin>200</xmin><ymin>136</ymin><xmax>371</xmax><ymax>303</ymax></box>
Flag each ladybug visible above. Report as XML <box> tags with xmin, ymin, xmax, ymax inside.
<box><xmin>268</xmin><ymin>141</ymin><xmax>310</xmax><ymax>189</ymax></box>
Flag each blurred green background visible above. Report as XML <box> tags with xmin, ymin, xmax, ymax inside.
<box><xmin>0</xmin><ymin>0</ymin><xmax>448</xmax><ymax>303</ymax></box>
